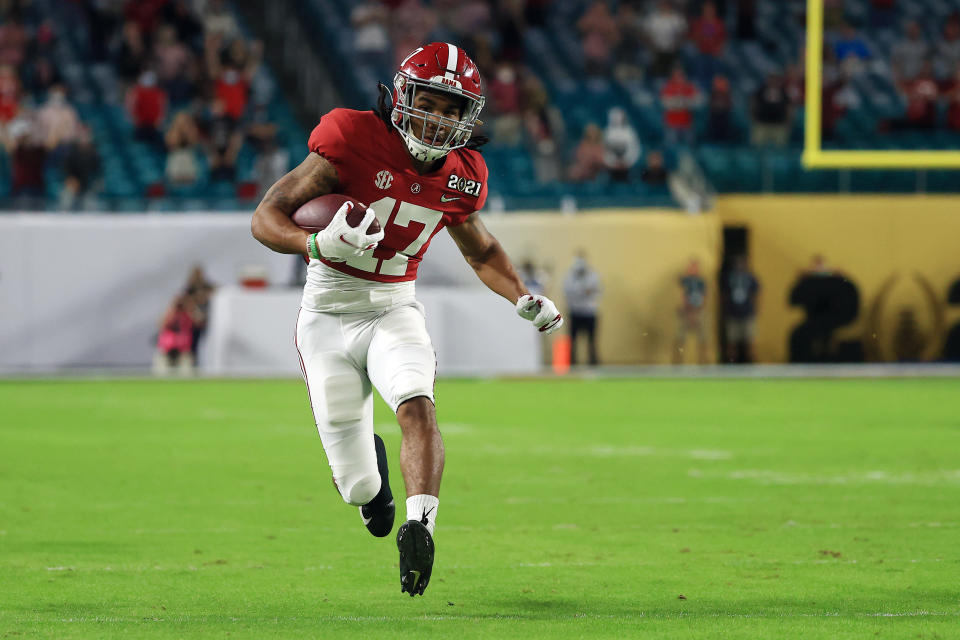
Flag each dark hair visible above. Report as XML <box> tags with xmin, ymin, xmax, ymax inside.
<box><xmin>375</xmin><ymin>83</ymin><xmax>488</xmax><ymax>152</ymax></box>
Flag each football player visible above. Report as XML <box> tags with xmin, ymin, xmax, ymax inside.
<box><xmin>251</xmin><ymin>42</ymin><xmax>563</xmax><ymax>597</ymax></box>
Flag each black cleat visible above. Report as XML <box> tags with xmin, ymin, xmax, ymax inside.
<box><xmin>396</xmin><ymin>519</ymin><xmax>434</xmax><ymax>597</ymax></box>
<box><xmin>359</xmin><ymin>434</ymin><xmax>394</xmax><ymax>537</ymax></box>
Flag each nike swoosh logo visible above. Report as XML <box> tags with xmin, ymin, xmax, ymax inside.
<box><xmin>440</xmin><ymin>194</ymin><xmax>460</xmax><ymax>202</ymax></box>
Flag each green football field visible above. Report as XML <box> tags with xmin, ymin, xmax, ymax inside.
<box><xmin>1</xmin><ymin>377</ymin><xmax>958</xmax><ymax>639</ymax></box>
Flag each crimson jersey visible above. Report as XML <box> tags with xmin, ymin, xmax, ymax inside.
<box><xmin>308</xmin><ymin>108</ymin><xmax>488</xmax><ymax>283</ymax></box>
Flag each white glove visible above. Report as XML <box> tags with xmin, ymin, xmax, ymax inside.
<box><xmin>316</xmin><ymin>201</ymin><xmax>385</xmax><ymax>261</ymax></box>
<box><xmin>516</xmin><ymin>294</ymin><xmax>564</xmax><ymax>334</ymax></box>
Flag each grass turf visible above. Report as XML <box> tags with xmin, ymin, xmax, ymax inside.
<box><xmin>0</xmin><ymin>377</ymin><xmax>958</xmax><ymax>639</ymax></box>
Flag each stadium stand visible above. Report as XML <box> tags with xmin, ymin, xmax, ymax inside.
<box><xmin>2</xmin><ymin>0</ymin><xmax>960</xmax><ymax>213</ymax></box>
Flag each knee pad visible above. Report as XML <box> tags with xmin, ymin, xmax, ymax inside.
<box><xmin>335</xmin><ymin>471</ymin><xmax>381</xmax><ymax>506</ymax></box>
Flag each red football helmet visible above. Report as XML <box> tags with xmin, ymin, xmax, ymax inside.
<box><xmin>391</xmin><ymin>42</ymin><xmax>485</xmax><ymax>162</ymax></box>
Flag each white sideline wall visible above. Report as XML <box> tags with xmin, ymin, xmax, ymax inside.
<box><xmin>0</xmin><ymin>213</ymin><xmax>539</xmax><ymax>375</ymax></box>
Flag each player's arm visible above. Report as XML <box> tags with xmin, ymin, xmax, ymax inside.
<box><xmin>448</xmin><ymin>213</ymin><xmax>563</xmax><ymax>334</ymax></box>
<box><xmin>447</xmin><ymin>212</ymin><xmax>527</xmax><ymax>302</ymax></box>
<box><xmin>251</xmin><ymin>152</ymin><xmax>338</xmax><ymax>255</ymax></box>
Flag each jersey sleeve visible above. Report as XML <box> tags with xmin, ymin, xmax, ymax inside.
<box><xmin>307</xmin><ymin>109</ymin><xmax>355</xmax><ymax>167</ymax></box>
<box><xmin>445</xmin><ymin>150</ymin><xmax>489</xmax><ymax>226</ymax></box>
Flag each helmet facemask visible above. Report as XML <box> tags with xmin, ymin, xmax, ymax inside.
<box><xmin>391</xmin><ymin>73</ymin><xmax>485</xmax><ymax>163</ymax></box>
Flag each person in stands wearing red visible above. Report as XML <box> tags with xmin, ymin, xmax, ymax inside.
<box><xmin>126</xmin><ymin>69</ymin><xmax>167</xmax><ymax>146</ymax></box>
<box><xmin>660</xmin><ymin>65</ymin><xmax>699</xmax><ymax>147</ymax></box>
<box><xmin>690</xmin><ymin>1</ymin><xmax>726</xmax><ymax>89</ymax></box>
<box><xmin>885</xmin><ymin>61</ymin><xmax>939</xmax><ymax>131</ymax></box>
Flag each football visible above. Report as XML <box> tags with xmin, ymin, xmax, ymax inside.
<box><xmin>291</xmin><ymin>194</ymin><xmax>381</xmax><ymax>235</ymax></box>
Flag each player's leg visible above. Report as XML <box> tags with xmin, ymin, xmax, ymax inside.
<box><xmin>694</xmin><ymin>311</ymin><xmax>709</xmax><ymax>364</ymax></box>
<box><xmin>295</xmin><ymin>310</ymin><xmax>383</xmax><ymax>510</ymax></box>
<box><xmin>743</xmin><ymin>317</ymin><xmax>757</xmax><ymax>363</ymax></box>
<box><xmin>568</xmin><ymin>312</ymin><xmax>581</xmax><ymax>365</ymax></box>
<box><xmin>725</xmin><ymin>318</ymin><xmax>740</xmax><ymax>363</ymax></box>
<box><xmin>674</xmin><ymin>309</ymin><xmax>689</xmax><ymax>364</ymax></box>
<box><xmin>366</xmin><ymin>303</ymin><xmax>440</xmax><ymax>596</ymax></box>
<box><xmin>585</xmin><ymin>313</ymin><xmax>599</xmax><ymax>366</ymax></box>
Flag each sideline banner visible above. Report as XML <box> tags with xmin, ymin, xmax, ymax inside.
<box><xmin>0</xmin><ymin>211</ymin><xmax>722</xmax><ymax>371</ymax></box>
<box><xmin>716</xmin><ymin>196</ymin><xmax>960</xmax><ymax>363</ymax></box>
<box><xmin>486</xmin><ymin>211</ymin><xmax>722</xmax><ymax>365</ymax></box>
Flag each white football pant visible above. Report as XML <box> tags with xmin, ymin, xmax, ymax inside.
<box><xmin>295</xmin><ymin>302</ymin><xmax>436</xmax><ymax>506</ymax></box>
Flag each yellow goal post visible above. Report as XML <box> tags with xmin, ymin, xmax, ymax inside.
<box><xmin>803</xmin><ymin>0</ymin><xmax>960</xmax><ymax>168</ymax></box>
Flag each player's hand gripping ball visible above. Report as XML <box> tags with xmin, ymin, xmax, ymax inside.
<box><xmin>292</xmin><ymin>194</ymin><xmax>384</xmax><ymax>262</ymax></box>
<box><xmin>516</xmin><ymin>294</ymin><xmax>564</xmax><ymax>334</ymax></box>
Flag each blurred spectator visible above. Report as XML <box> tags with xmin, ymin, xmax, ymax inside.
<box><xmin>0</xmin><ymin>11</ymin><xmax>29</xmax><ymax>67</ymax></box>
<box><xmin>567</xmin><ymin>123</ymin><xmax>606</xmax><ymax>182</ymax></box>
<box><xmin>784</xmin><ymin>62</ymin><xmax>805</xmax><ymax>106</ymax></box>
<box><xmin>690</xmin><ymin>1</ymin><xmax>726</xmax><ymax>88</ymax></box>
<box><xmin>36</xmin><ymin>84</ymin><xmax>81</xmax><ymax>156</ymax></box>
<box><xmin>643</xmin><ymin>0</ymin><xmax>687</xmax><ymax>78</ymax></box>
<box><xmin>723</xmin><ymin>255</ymin><xmax>760</xmax><ymax>363</ymax></box>
<box><xmin>5</xmin><ymin>114</ymin><xmax>46</xmax><ymax>200</ymax></box>
<box><xmin>116</xmin><ymin>20</ymin><xmax>149</xmax><ymax>85</ymax></box>
<box><xmin>202</xmin><ymin>99</ymin><xmax>244</xmax><ymax>181</ymax></box>
<box><xmin>488</xmin><ymin>62</ymin><xmax>522</xmax><ymax>146</ymax></box>
<box><xmin>603</xmin><ymin>107</ymin><xmax>640</xmax><ymax>182</ymax></box>
<box><xmin>126</xmin><ymin>70</ymin><xmax>168</xmax><ymax>146</ymax></box>
<box><xmin>185</xmin><ymin>266</ymin><xmax>215</xmax><ymax>361</ymax></box>
<box><xmin>163</xmin><ymin>0</ymin><xmax>205</xmax><ymax>51</ymax></box>
<box><xmin>945</xmin><ymin>65</ymin><xmax>960</xmax><ymax>131</ymax></box>
<box><xmin>735</xmin><ymin>0</ymin><xmax>757</xmax><ymax>40</ymax></box>
<box><xmin>645</xmin><ymin>1</ymin><xmax>687</xmax><ymax>78</ymax></box>
<box><xmin>660</xmin><ymin>65</ymin><xmax>699</xmax><ymax>147</ymax></box>
<box><xmin>0</xmin><ymin>64</ymin><xmax>20</xmax><ymax>125</ymax></box>
<box><xmin>206</xmin><ymin>35</ymin><xmax>262</xmax><ymax>122</ymax></box>
<box><xmin>518</xmin><ymin>259</ymin><xmax>548</xmax><ymax>296</ymax></box>
<box><xmin>22</xmin><ymin>57</ymin><xmax>62</xmax><ymax>102</ymax></box>
<box><xmin>165</xmin><ymin>111</ymin><xmax>201</xmax><ymax>186</ymax></box>
<box><xmin>674</xmin><ymin>257</ymin><xmax>708</xmax><ymax>365</ymax></box>
<box><xmin>125</xmin><ymin>0</ymin><xmax>167</xmax><ymax>37</ymax></box>
<box><xmin>493</xmin><ymin>0</ymin><xmax>526</xmax><ymax>64</ymax></box>
<box><xmin>577</xmin><ymin>1</ymin><xmax>620</xmax><ymax>77</ymax></box>
<box><xmin>563</xmin><ymin>251</ymin><xmax>602</xmax><ymax>367</ymax></box>
<box><xmin>887</xmin><ymin>61</ymin><xmax>938</xmax><ymax>131</ymax></box>
<box><xmin>521</xmin><ymin>75</ymin><xmax>564</xmax><ymax>184</ymax></box>
<box><xmin>351</xmin><ymin>1</ymin><xmax>391</xmax><ymax>74</ymax></box>
<box><xmin>153</xmin><ymin>24</ymin><xmax>195</xmax><ymax>104</ymax></box>
<box><xmin>613</xmin><ymin>2</ymin><xmax>645</xmax><ymax>85</ymax></box>
<box><xmin>833</xmin><ymin>24</ymin><xmax>871</xmax><ymax>74</ymax></box>
<box><xmin>203</xmin><ymin>0</ymin><xmax>240</xmax><ymax>41</ymax></box>
<box><xmin>640</xmin><ymin>150</ymin><xmax>669</xmax><ymax>186</ymax></box>
<box><xmin>821</xmin><ymin>71</ymin><xmax>855</xmax><ymax>141</ymax></box>
<box><xmin>892</xmin><ymin>21</ymin><xmax>929</xmax><ymax>82</ymax></box>
<box><xmin>59</xmin><ymin>125</ymin><xmax>101</xmax><ymax>210</ymax></box>
<box><xmin>936</xmin><ymin>16</ymin><xmax>960</xmax><ymax>80</ymax></box>
<box><xmin>153</xmin><ymin>294</ymin><xmax>196</xmax><ymax>375</ymax></box>
<box><xmin>751</xmin><ymin>73</ymin><xmax>791</xmax><ymax>147</ymax></box>
<box><xmin>252</xmin><ymin>129</ymin><xmax>290</xmax><ymax>198</ymax></box>
<box><xmin>705</xmin><ymin>74</ymin><xmax>735</xmax><ymax>142</ymax></box>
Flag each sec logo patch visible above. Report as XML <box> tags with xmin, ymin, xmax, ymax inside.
<box><xmin>375</xmin><ymin>170</ymin><xmax>393</xmax><ymax>190</ymax></box>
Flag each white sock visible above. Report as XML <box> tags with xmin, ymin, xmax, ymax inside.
<box><xmin>405</xmin><ymin>494</ymin><xmax>439</xmax><ymax>536</ymax></box>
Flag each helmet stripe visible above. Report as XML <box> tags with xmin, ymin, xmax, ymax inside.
<box><xmin>444</xmin><ymin>42</ymin><xmax>458</xmax><ymax>80</ymax></box>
